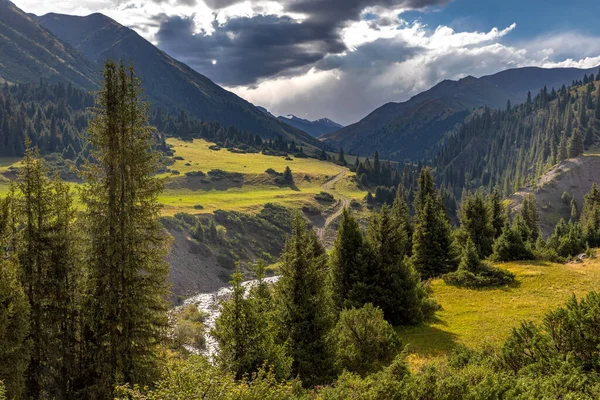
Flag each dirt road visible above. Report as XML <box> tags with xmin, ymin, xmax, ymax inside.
<box><xmin>315</xmin><ymin>169</ymin><xmax>350</xmax><ymax>241</ymax></box>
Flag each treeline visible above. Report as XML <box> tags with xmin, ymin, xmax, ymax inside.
<box><xmin>0</xmin><ymin>62</ymin><xmax>169</xmax><ymax>399</ymax></box>
<box><xmin>435</xmin><ymin>72</ymin><xmax>600</xmax><ymax>197</ymax></box>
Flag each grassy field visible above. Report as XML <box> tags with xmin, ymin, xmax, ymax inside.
<box><xmin>0</xmin><ymin>139</ymin><xmax>369</xmax><ymax>216</ymax></box>
<box><xmin>398</xmin><ymin>258</ymin><xmax>600</xmax><ymax>368</ymax></box>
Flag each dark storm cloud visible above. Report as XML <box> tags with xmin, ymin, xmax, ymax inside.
<box><xmin>153</xmin><ymin>0</ymin><xmax>449</xmax><ymax>85</ymax></box>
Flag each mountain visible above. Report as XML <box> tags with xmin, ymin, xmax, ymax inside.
<box><xmin>321</xmin><ymin>66</ymin><xmax>600</xmax><ymax>161</ymax></box>
<box><xmin>277</xmin><ymin>115</ymin><xmax>343</xmax><ymax>137</ymax></box>
<box><xmin>0</xmin><ymin>0</ymin><xmax>97</xmax><ymax>89</ymax></box>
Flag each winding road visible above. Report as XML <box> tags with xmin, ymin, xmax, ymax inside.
<box><xmin>315</xmin><ymin>169</ymin><xmax>351</xmax><ymax>241</ymax></box>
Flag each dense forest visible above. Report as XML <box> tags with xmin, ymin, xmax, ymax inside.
<box><xmin>435</xmin><ymin>72</ymin><xmax>600</xmax><ymax>197</ymax></box>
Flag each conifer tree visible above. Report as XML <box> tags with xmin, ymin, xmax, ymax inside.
<box><xmin>520</xmin><ymin>194</ymin><xmax>541</xmax><ymax>241</ymax></box>
<box><xmin>0</xmin><ymin>194</ymin><xmax>29</xmax><ymax>399</ymax></box>
<box><xmin>568</xmin><ymin>128</ymin><xmax>585</xmax><ymax>158</ymax></box>
<box><xmin>283</xmin><ymin>166</ymin><xmax>294</xmax><ymax>184</ymax></box>
<box><xmin>413</xmin><ymin>167</ymin><xmax>436</xmax><ymax>216</ymax></box>
<box><xmin>491</xmin><ymin>220</ymin><xmax>535</xmax><ymax>262</ymax></box>
<box><xmin>391</xmin><ymin>183</ymin><xmax>412</xmax><ymax>256</ymax></box>
<box><xmin>457</xmin><ymin>191</ymin><xmax>495</xmax><ymax>258</ymax></box>
<box><xmin>582</xmin><ymin>183</ymin><xmax>600</xmax><ymax>246</ymax></box>
<box><xmin>330</xmin><ymin>208</ymin><xmax>365</xmax><ymax>310</ymax></box>
<box><xmin>411</xmin><ymin>195</ymin><xmax>457</xmax><ymax>280</ymax></box>
<box><xmin>488</xmin><ymin>187</ymin><xmax>507</xmax><ymax>239</ymax></box>
<box><xmin>275</xmin><ymin>215</ymin><xmax>333</xmax><ymax>387</ymax></box>
<box><xmin>366</xmin><ymin>205</ymin><xmax>434</xmax><ymax>324</ymax></box>
<box><xmin>213</xmin><ymin>267</ymin><xmax>290</xmax><ymax>381</ymax></box>
<box><xmin>338</xmin><ymin>148</ymin><xmax>346</xmax><ymax>165</ymax></box>
<box><xmin>79</xmin><ymin>61</ymin><xmax>170</xmax><ymax>398</ymax></box>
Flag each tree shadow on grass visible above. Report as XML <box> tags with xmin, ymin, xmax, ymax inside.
<box><xmin>397</xmin><ymin>324</ymin><xmax>460</xmax><ymax>358</ymax></box>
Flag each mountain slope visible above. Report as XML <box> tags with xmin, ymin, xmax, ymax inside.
<box><xmin>277</xmin><ymin>115</ymin><xmax>343</xmax><ymax>137</ymax></box>
<box><xmin>322</xmin><ymin>66</ymin><xmax>599</xmax><ymax>161</ymax></box>
<box><xmin>36</xmin><ymin>12</ymin><xmax>322</xmax><ymax>148</ymax></box>
<box><xmin>0</xmin><ymin>0</ymin><xmax>97</xmax><ymax>89</ymax></box>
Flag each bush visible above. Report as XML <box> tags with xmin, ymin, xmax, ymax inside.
<box><xmin>193</xmin><ymin>204</ymin><xmax>204</xmax><ymax>210</ymax></box>
<box><xmin>174</xmin><ymin>156</ymin><xmax>184</xmax><ymax>160</ymax></box>
<box><xmin>315</xmin><ymin>191</ymin><xmax>335</xmax><ymax>202</ymax></box>
<box><xmin>217</xmin><ymin>253</ymin><xmax>236</xmax><ymax>270</ymax></box>
<box><xmin>302</xmin><ymin>204</ymin><xmax>321</xmax><ymax>215</ymax></box>
<box><xmin>330</xmin><ymin>304</ymin><xmax>403</xmax><ymax>376</ymax></box>
<box><xmin>185</xmin><ymin>171</ymin><xmax>206</xmax><ymax>177</ymax></box>
<box><xmin>350</xmin><ymin>199</ymin><xmax>362</xmax><ymax>208</ymax></box>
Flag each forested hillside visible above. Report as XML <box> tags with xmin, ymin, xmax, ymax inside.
<box><xmin>435</xmin><ymin>73</ymin><xmax>600</xmax><ymax>198</ymax></box>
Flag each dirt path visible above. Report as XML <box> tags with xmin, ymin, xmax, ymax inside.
<box><xmin>315</xmin><ymin>169</ymin><xmax>350</xmax><ymax>241</ymax></box>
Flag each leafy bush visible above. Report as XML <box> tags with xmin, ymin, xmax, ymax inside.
<box><xmin>302</xmin><ymin>204</ymin><xmax>321</xmax><ymax>215</ymax></box>
<box><xmin>185</xmin><ymin>170</ymin><xmax>206</xmax><ymax>177</ymax></box>
<box><xmin>315</xmin><ymin>191</ymin><xmax>335</xmax><ymax>202</ymax></box>
<box><xmin>330</xmin><ymin>304</ymin><xmax>403</xmax><ymax>376</ymax></box>
<box><xmin>160</xmin><ymin>216</ymin><xmax>183</xmax><ymax>231</ymax></box>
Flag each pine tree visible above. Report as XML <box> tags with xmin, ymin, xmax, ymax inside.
<box><xmin>79</xmin><ymin>61</ymin><xmax>170</xmax><ymax>398</ymax></box>
<box><xmin>365</xmin><ymin>205</ymin><xmax>435</xmax><ymax>324</ymax></box>
<box><xmin>391</xmin><ymin>183</ymin><xmax>412</xmax><ymax>256</ymax></box>
<box><xmin>558</xmin><ymin>134</ymin><xmax>568</xmax><ymax>162</ymax></box>
<box><xmin>283</xmin><ymin>166</ymin><xmax>294</xmax><ymax>184</ymax></box>
<box><xmin>0</xmin><ymin>195</ymin><xmax>29</xmax><ymax>399</ymax></box>
<box><xmin>568</xmin><ymin>128</ymin><xmax>585</xmax><ymax>158</ymax></box>
<box><xmin>582</xmin><ymin>183</ymin><xmax>600</xmax><ymax>246</ymax></box>
<box><xmin>275</xmin><ymin>215</ymin><xmax>333</xmax><ymax>387</ymax></box>
<box><xmin>491</xmin><ymin>220</ymin><xmax>535</xmax><ymax>262</ymax></box>
<box><xmin>411</xmin><ymin>195</ymin><xmax>457</xmax><ymax>280</ymax></box>
<box><xmin>213</xmin><ymin>267</ymin><xmax>290</xmax><ymax>381</ymax></box>
<box><xmin>520</xmin><ymin>194</ymin><xmax>541</xmax><ymax>241</ymax></box>
<box><xmin>330</xmin><ymin>208</ymin><xmax>365</xmax><ymax>310</ymax></box>
<box><xmin>488</xmin><ymin>187</ymin><xmax>507</xmax><ymax>239</ymax></box>
<box><xmin>413</xmin><ymin>167</ymin><xmax>436</xmax><ymax>216</ymax></box>
<box><xmin>338</xmin><ymin>148</ymin><xmax>346</xmax><ymax>165</ymax></box>
<box><xmin>457</xmin><ymin>191</ymin><xmax>495</xmax><ymax>258</ymax></box>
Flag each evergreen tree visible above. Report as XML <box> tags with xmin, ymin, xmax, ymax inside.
<box><xmin>283</xmin><ymin>166</ymin><xmax>294</xmax><ymax>184</ymax></box>
<box><xmin>521</xmin><ymin>194</ymin><xmax>541</xmax><ymax>241</ymax></box>
<box><xmin>582</xmin><ymin>183</ymin><xmax>600</xmax><ymax>246</ymax></box>
<box><xmin>330</xmin><ymin>208</ymin><xmax>365</xmax><ymax>310</ymax></box>
<box><xmin>365</xmin><ymin>205</ymin><xmax>435</xmax><ymax>324</ymax></box>
<box><xmin>79</xmin><ymin>61</ymin><xmax>170</xmax><ymax>398</ymax></box>
<box><xmin>275</xmin><ymin>215</ymin><xmax>333</xmax><ymax>387</ymax></box>
<box><xmin>391</xmin><ymin>183</ymin><xmax>412</xmax><ymax>256</ymax></box>
<box><xmin>457</xmin><ymin>191</ymin><xmax>495</xmax><ymax>258</ymax></box>
<box><xmin>213</xmin><ymin>267</ymin><xmax>291</xmax><ymax>381</ymax></box>
<box><xmin>488</xmin><ymin>187</ymin><xmax>507</xmax><ymax>239</ymax></box>
<box><xmin>338</xmin><ymin>148</ymin><xmax>346</xmax><ymax>165</ymax></box>
<box><xmin>411</xmin><ymin>196</ymin><xmax>457</xmax><ymax>280</ymax></box>
<box><xmin>413</xmin><ymin>167</ymin><xmax>436</xmax><ymax>216</ymax></box>
<box><xmin>0</xmin><ymin>196</ymin><xmax>29</xmax><ymax>399</ymax></box>
<box><xmin>373</xmin><ymin>151</ymin><xmax>381</xmax><ymax>185</ymax></box>
<box><xmin>568</xmin><ymin>128</ymin><xmax>585</xmax><ymax>158</ymax></box>
<box><xmin>491</xmin><ymin>220</ymin><xmax>535</xmax><ymax>262</ymax></box>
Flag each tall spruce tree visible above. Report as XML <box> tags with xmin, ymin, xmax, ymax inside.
<box><xmin>582</xmin><ymin>183</ymin><xmax>600</xmax><ymax>246</ymax></box>
<box><xmin>275</xmin><ymin>214</ymin><xmax>333</xmax><ymax>387</ymax></box>
<box><xmin>0</xmin><ymin>195</ymin><xmax>29</xmax><ymax>400</ymax></box>
<box><xmin>391</xmin><ymin>183</ymin><xmax>413</xmax><ymax>256</ymax></box>
<box><xmin>330</xmin><ymin>208</ymin><xmax>365</xmax><ymax>310</ymax></box>
<box><xmin>364</xmin><ymin>205</ymin><xmax>431</xmax><ymax>325</ymax></box>
<box><xmin>413</xmin><ymin>167</ymin><xmax>436</xmax><ymax>216</ymax></box>
<box><xmin>568</xmin><ymin>128</ymin><xmax>585</xmax><ymax>158</ymax></box>
<box><xmin>80</xmin><ymin>61</ymin><xmax>170</xmax><ymax>398</ymax></box>
<box><xmin>13</xmin><ymin>141</ymin><xmax>81</xmax><ymax>399</ymax></box>
<box><xmin>457</xmin><ymin>191</ymin><xmax>495</xmax><ymax>258</ymax></box>
<box><xmin>411</xmin><ymin>195</ymin><xmax>457</xmax><ymax>280</ymax></box>
<box><xmin>520</xmin><ymin>194</ymin><xmax>541</xmax><ymax>241</ymax></box>
<box><xmin>488</xmin><ymin>187</ymin><xmax>507</xmax><ymax>239</ymax></box>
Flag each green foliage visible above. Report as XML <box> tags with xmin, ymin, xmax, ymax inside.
<box><xmin>582</xmin><ymin>183</ymin><xmax>600</xmax><ymax>246</ymax></box>
<box><xmin>568</xmin><ymin>128</ymin><xmax>585</xmax><ymax>158</ymax></box>
<box><xmin>315</xmin><ymin>191</ymin><xmax>335</xmax><ymax>202</ymax></box>
<box><xmin>329</xmin><ymin>304</ymin><xmax>403</xmax><ymax>376</ymax></box>
<box><xmin>457</xmin><ymin>191</ymin><xmax>495</xmax><ymax>258</ymax></box>
<box><xmin>488</xmin><ymin>187</ymin><xmax>507</xmax><ymax>239</ymax></box>
<box><xmin>443</xmin><ymin>239</ymin><xmax>515</xmax><ymax>288</ymax></box>
<box><xmin>491</xmin><ymin>219</ymin><xmax>535</xmax><ymax>262</ymax></box>
<box><xmin>521</xmin><ymin>194</ymin><xmax>541</xmax><ymax>241</ymax></box>
<box><xmin>115</xmin><ymin>355</ymin><xmax>300</xmax><ymax>400</ymax></box>
<box><xmin>171</xmin><ymin>305</ymin><xmax>206</xmax><ymax>350</ymax></box>
<box><xmin>547</xmin><ymin>219</ymin><xmax>586</xmax><ymax>258</ymax></box>
<box><xmin>79</xmin><ymin>61</ymin><xmax>170</xmax><ymax>398</ymax></box>
<box><xmin>0</xmin><ymin>252</ymin><xmax>29</xmax><ymax>399</ymax></box>
<box><xmin>282</xmin><ymin>166</ymin><xmax>294</xmax><ymax>184</ymax></box>
<box><xmin>411</xmin><ymin>195</ymin><xmax>457</xmax><ymax>280</ymax></box>
<box><xmin>275</xmin><ymin>214</ymin><xmax>334</xmax><ymax>387</ymax></box>
<box><xmin>213</xmin><ymin>267</ymin><xmax>291</xmax><ymax>380</ymax></box>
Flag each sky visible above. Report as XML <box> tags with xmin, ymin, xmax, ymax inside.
<box><xmin>13</xmin><ymin>0</ymin><xmax>600</xmax><ymax>125</ymax></box>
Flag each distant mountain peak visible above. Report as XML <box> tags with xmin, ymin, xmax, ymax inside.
<box><xmin>276</xmin><ymin>113</ymin><xmax>343</xmax><ymax>138</ymax></box>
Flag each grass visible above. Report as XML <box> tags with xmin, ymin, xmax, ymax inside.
<box><xmin>0</xmin><ymin>139</ymin><xmax>368</xmax><ymax>215</ymax></box>
<box><xmin>398</xmin><ymin>258</ymin><xmax>600</xmax><ymax>368</ymax></box>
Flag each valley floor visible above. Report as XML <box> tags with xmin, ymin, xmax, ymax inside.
<box><xmin>399</xmin><ymin>258</ymin><xmax>600</xmax><ymax>369</ymax></box>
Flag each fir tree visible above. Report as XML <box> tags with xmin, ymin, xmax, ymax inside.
<box><xmin>457</xmin><ymin>191</ymin><xmax>495</xmax><ymax>258</ymax></box>
<box><xmin>568</xmin><ymin>128</ymin><xmax>585</xmax><ymax>158</ymax></box>
<box><xmin>330</xmin><ymin>208</ymin><xmax>365</xmax><ymax>310</ymax></box>
<box><xmin>582</xmin><ymin>183</ymin><xmax>600</xmax><ymax>246</ymax></box>
<box><xmin>491</xmin><ymin>220</ymin><xmax>535</xmax><ymax>262</ymax></box>
<box><xmin>411</xmin><ymin>196</ymin><xmax>457</xmax><ymax>280</ymax></box>
<box><xmin>283</xmin><ymin>166</ymin><xmax>294</xmax><ymax>184</ymax></box>
<box><xmin>338</xmin><ymin>148</ymin><xmax>346</xmax><ymax>165</ymax></box>
<box><xmin>488</xmin><ymin>187</ymin><xmax>507</xmax><ymax>239</ymax></box>
<box><xmin>79</xmin><ymin>61</ymin><xmax>170</xmax><ymax>398</ymax></box>
<box><xmin>391</xmin><ymin>183</ymin><xmax>413</xmax><ymax>256</ymax></box>
<box><xmin>275</xmin><ymin>215</ymin><xmax>333</xmax><ymax>387</ymax></box>
<box><xmin>413</xmin><ymin>167</ymin><xmax>436</xmax><ymax>216</ymax></box>
<box><xmin>521</xmin><ymin>194</ymin><xmax>541</xmax><ymax>241</ymax></box>
<box><xmin>366</xmin><ymin>205</ymin><xmax>435</xmax><ymax>324</ymax></box>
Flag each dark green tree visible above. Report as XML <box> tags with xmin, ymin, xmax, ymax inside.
<box><xmin>520</xmin><ymin>194</ymin><xmax>541</xmax><ymax>241</ymax></box>
<box><xmin>581</xmin><ymin>183</ymin><xmax>600</xmax><ymax>246</ymax></box>
<box><xmin>391</xmin><ymin>183</ymin><xmax>412</xmax><ymax>256</ymax></box>
<box><xmin>275</xmin><ymin>215</ymin><xmax>334</xmax><ymax>387</ymax></box>
<box><xmin>338</xmin><ymin>148</ymin><xmax>346</xmax><ymax>165</ymax></box>
<box><xmin>79</xmin><ymin>61</ymin><xmax>170</xmax><ymax>398</ymax></box>
<box><xmin>491</xmin><ymin>220</ymin><xmax>535</xmax><ymax>262</ymax></box>
<box><xmin>413</xmin><ymin>167</ymin><xmax>436</xmax><ymax>216</ymax></box>
<box><xmin>411</xmin><ymin>196</ymin><xmax>457</xmax><ymax>280</ymax></box>
<box><xmin>457</xmin><ymin>191</ymin><xmax>495</xmax><ymax>258</ymax></box>
<box><xmin>568</xmin><ymin>128</ymin><xmax>585</xmax><ymax>158</ymax></box>
<box><xmin>488</xmin><ymin>187</ymin><xmax>507</xmax><ymax>239</ymax></box>
<box><xmin>283</xmin><ymin>166</ymin><xmax>294</xmax><ymax>184</ymax></box>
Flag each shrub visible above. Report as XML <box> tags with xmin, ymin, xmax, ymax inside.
<box><xmin>302</xmin><ymin>204</ymin><xmax>321</xmax><ymax>215</ymax></box>
<box><xmin>185</xmin><ymin>170</ymin><xmax>206</xmax><ymax>177</ymax></box>
<box><xmin>170</xmin><ymin>170</ymin><xmax>181</xmax><ymax>175</ymax></box>
<box><xmin>193</xmin><ymin>204</ymin><xmax>204</xmax><ymax>210</ymax></box>
<box><xmin>174</xmin><ymin>156</ymin><xmax>184</xmax><ymax>160</ymax></box>
<box><xmin>315</xmin><ymin>191</ymin><xmax>335</xmax><ymax>202</ymax></box>
<box><xmin>217</xmin><ymin>253</ymin><xmax>236</xmax><ymax>270</ymax></box>
<box><xmin>350</xmin><ymin>199</ymin><xmax>362</xmax><ymax>208</ymax></box>
<box><xmin>330</xmin><ymin>304</ymin><xmax>403</xmax><ymax>376</ymax></box>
